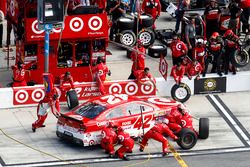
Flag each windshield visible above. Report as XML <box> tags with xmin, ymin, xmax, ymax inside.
<box><xmin>75</xmin><ymin>102</ymin><xmax>106</xmax><ymax>119</ymax></box>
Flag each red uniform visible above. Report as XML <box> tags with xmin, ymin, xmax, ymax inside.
<box><xmin>239</xmin><ymin>0</ymin><xmax>250</xmax><ymax>8</ymax></box>
<box><xmin>11</xmin><ymin>65</ymin><xmax>27</xmax><ymax>87</ymax></box>
<box><xmin>134</xmin><ymin>70</ymin><xmax>155</xmax><ymax>84</ymax></box>
<box><xmin>131</xmin><ymin>46</ymin><xmax>146</xmax><ymax>72</ymax></box>
<box><xmin>32</xmin><ymin>88</ymin><xmax>60</xmax><ymax>132</ymax></box>
<box><xmin>140</xmin><ymin>123</ymin><xmax>178</xmax><ymax>154</ymax></box>
<box><xmin>59</xmin><ymin>74</ymin><xmax>75</xmax><ymax>91</ymax></box>
<box><xmin>141</xmin><ymin>0</ymin><xmax>161</xmax><ymax>29</ymax></box>
<box><xmin>170</xmin><ymin>40</ymin><xmax>188</xmax><ymax>58</ymax></box>
<box><xmin>93</xmin><ymin>62</ymin><xmax>109</xmax><ymax>95</ymax></box>
<box><xmin>170</xmin><ymin>65</ymin><xmax>185</xmax><ymax>84</ymax></box>
<box><xmin>95</xmin><ymin>0</ymin><xmax>107</xmax><ymax>12</ymax></box>
<box><xmin>186</xmin><ymin>62</ymin><xmax>203</xmax><ymax>77</ymax></box>
<box><xmin>101</xmin><ymin>126</ymin><xmax>118</xmax><ymax>155</ymax></box>
<box><xmin>116</xmin><ymin>129</ymin><xmax>134</xmax><ymax>159</ymax></box>
<box><xmin>193</xmin><ymin>46</ymin><xmax>206</xmax><ymax>66</ymax></box>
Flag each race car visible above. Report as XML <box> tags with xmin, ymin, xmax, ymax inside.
<box><xmin>56</xmin><ymin>94</ymin><xmax>209</xmax><ymax>149</ymax></box>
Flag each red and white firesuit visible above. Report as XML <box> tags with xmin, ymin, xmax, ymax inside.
<box><xmin>11</xmin><ymin>64</ymin><xmax>27</xmax><ymax>87</ymax></box>
<box><xmin>170</xmin><ymin>64</ymin><xmax>185</xmax><ymax>84</ymax></box>
<box><xmin>141</xmin><ymin>0</ymin><xmax>161</xmax><ymax>29</ymax></box>
<box><xmin>116</xmin><ymin>127</ymin><xmax>134</xmax><ymax>159</ymax></box>
<box><xmin>193</xmin><ymin>46</ymin><xmax>206</xmax><ymax>67</ymax></box>
<box><xmin>131</xmin><ymin>46</ymin><xmax>146</xmax><ymax>72</ymax></box>
<box><xmin>32</xmin><ymin>88</ymin><xmax>60</xmax><ymax>132</ymax></box>
<box><xmin>93</xmin><ymin>61</ymin><xmax>109</xmax><ymax>95</ymax></box>
<box><xmin>140</xmin><ymin>121</ymin><xmax>178</xmax><ymax>154</ymax></box>
<box><xmin>100</xmin><ymin>124</ymin><xmax>118</xmax><ymax>156</ymax></box>
<box><xmin>59</xmin><ymin>73</ymin><xmax>75</xmax><ymax>91</ymax></box>
<box><xmin>167</xmin><ymin>105</ymin><xmax>194</xmax><ymax>133</ymax></box>
<box><xmin>186</xmin><ymin>61</ymin><xmax>203</xmax><ymax>79</ymax></box>
<box><xmin>170</xmin><ymin>39</ymin><xmax>188</xmax><ymax>65</ymax></box>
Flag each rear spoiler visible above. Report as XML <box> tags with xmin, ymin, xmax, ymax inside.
<box><xmin>61</xmin><ymin>114</ymin><xmax>83</xmax><ymax>123</ymax></box>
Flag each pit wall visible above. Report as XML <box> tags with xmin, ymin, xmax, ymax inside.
<box><xmin>1</xmin><ymin>71</ymin><xmax>250</xmax><ymax>109</ymax></box>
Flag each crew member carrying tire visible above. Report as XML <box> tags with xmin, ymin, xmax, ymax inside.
<box><xmin>170</xmin><ymin>33</ymin><xmax>188</xmax><ymax>65</ymax></box>
<box><xmin>59</xmin><ymin>71</ymin><xmax>75</xmax><ymax>91</ymax></box>
<box><xmin>115</xmin><ymin>127</ymin><xmax>134</xmax><ymax>161</ymax></box>
<box><xmin>139</xmin><ymin>118</ymin><xmax>178</xmax><ymax>156</ymax></box>
<box><xmin>223</xmin><ymin>29</ymin><xmax>239</xmax><ymax>75</ymax></box>
<box><xmin>32</xmin><ymin>74</ymin><xmax>60</xmax><ymax>132</ymax></box>
<box><xmin>170</xmin><ymin>62</ymin><xmax>186</xmax><ymax>85</ymax></box>
<box><xmin>141</xmin><ymin>0</ymin><xmax>161</xmax><ymax>29</ymax></box>
<box><xmin>100</xmin><ymin>121</ymin><xmax>118</xmax><ymax>158</ymax></box>
<box><xmin>186</xmin><ymin>60</ymin><xmax>203</xmax><ymax>80</ymax></box>
<box><xmin>11</xmin><ymin>61</ymin><xmax>27</xmax><ymax>87</ymax></box>
<box><xmin>128</xmin><ymin>40</ymin><xmax>146</xmax><ymax>79</ymax></box>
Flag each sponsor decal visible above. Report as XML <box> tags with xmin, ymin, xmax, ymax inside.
<box><xmin>69</xmin><ymin>17</ymin><xmax>84</xmax><ymax>32</ymax></box>
<box><xmin>88</xmin><ymin>16</ymin><xmax>102</xmax><ymax>31</ymax></box>
<box><xmin>194</xmin><ymin>77</ymin><xmax>226</xmax><ymax>94</ymax></box>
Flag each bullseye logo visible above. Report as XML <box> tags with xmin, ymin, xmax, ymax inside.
<box><xmin>176</xmin><ymin>43</ymin><xmax>182</xmax><ymax>51</ymax></box>
<box><xmin>32</xmin><ymin>20</ymin><xmax>44</xmax><ymax>34</ymax></box>
<box><xmin>70</xmin><ymin>17</ymin><xmax>84</xmax><ymax>32</ymax></box>
<box><xmin>10</xmin><ymin>0</ymin><xmax>15</xmax><ymax>16</ymax></box>
<box><xmin>125</xmin><ymin>82</ymin><xmax>138</xmax><ymax>95</ymax></box>
<box><xmin>15</xmin><ymin>90</ymin><xmax>29</xmax><ymax>103</ymax></box>
<box><xmin>88</xmin><ymin>16</ymin><xmax>102</xmax><ymax>31</ymax></box>
<box><xmin>109</xmin><ymin>83</ymin><xmax>122</xmax><ymax>94</ymax></box>
<box><xmin>160</xmin><ymin>59</ymin><xmax>167</xmax><ymax>75</ymax></box>
<box><xmin>141</xmin><ymin>81</ymin><xmax>154</xmax><ymax>94</ymax></box>
<box><xmin>31</xmin><ymin>89</ymin><xmax>45</xmax><ymax>102</ymax></box>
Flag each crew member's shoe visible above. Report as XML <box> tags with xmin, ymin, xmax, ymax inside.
<box><xmin>139</xmin><ymin>148</ymin><xmax>144</xmax><ymax>152</ymax></box>
<box><xmin>162</xmin><ymin>152</ymin><xmax>169</xmax><ymax>157</ymax></box>
<box><xmin>32</xmin><ymin>127</ymin><xmax>36</xmax><ymax>132</ymax></box>
<box><xmin>123</xmin><ymin>155</ymin><xmax>130</xmax><ymax>161</ymax></box>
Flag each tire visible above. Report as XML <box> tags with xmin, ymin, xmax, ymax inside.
<box><xmin>120</xmin><ymin>30</ymin><xmax>136</xmax><ymax>47</ymax></box>
<box><xmin>135</xmin><ymin>14</ymin><xmax>154</xmax><ymax>28</ymax></box>
<box><xmin>66</xmin><ymin>90</ymin><xmax>79</xmax><ymax>109</ymax></box>
<box><xmin>199</xmin><ymin>118</ymin><xmax>209</xmax><ymax>139</ymax></box>
<box><xmin>177</xmin><ymin>128</ymin><xmax>198</xmax><ymax>150</ymax></box>
<box><xmin>117</xmin><ymin>17</ymin><xmax>134</xmax><ymax>30</ymax></box>
<box><xmin>231</xmin><ymin>49</ymin><xmax>249</xmax><ymax>67</ymax></box>
<box><xmin>148</xmin><ymin>44</ymin><xmax>167</xmax><ymax>58</ymax></box>
<box><xmin>138</xmin><ymin>29</ymin><xmax>155</xmax><ymax>48</ymax></box>
<box><xmin>171</xmin><ymin>83</ymin><xmax>191</xmax><ymax>103</ymax></box>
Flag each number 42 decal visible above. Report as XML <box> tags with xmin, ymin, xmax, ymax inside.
<box><xmin>133</xmin><ymin>114</ymin><xmax>153</xmax><ymax>130</ymax></box>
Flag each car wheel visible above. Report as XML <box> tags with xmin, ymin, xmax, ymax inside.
<box><xmin>138</xmin><ymin>14</ymin><xmax>154</xmax><ymax>28</ymax></box>
<box><xmin>138</xmin><ymin>28</ymin><xmax>155</xmax><ymax>48</ymax></box>
<box><xmin>171</xmin><ymin>83</ymin><xmax>191</xmax><ymax>103</ymax></box>
<box><xmin>231</xmin><ymin>49</ymin><xmax>249</xmax><ymax>67</ymax></box>
<box><xmin>120</xmin><ymin>30</ymin><xmax>136</xmax><ymax>47</ymax></box>
<box><xmin>199</xmin><ymin>118</ymin><xmax>209</xmax><ymax>139</ymax></box>
<box><xmin>148</xmin><ymin>44</ymin><xmax>167</xmax><ymax>58</ymax></box>
<box><xmin>117</xmin><ymin>17</ymin><xmax>134</xmax><ymax>30</ymax></box>
<box><xmin>66</xmin><ymin>89</ymin><xmax>79</xmax><ymax>109</ymax></box>
<box><xmin>177</xmin><ymin>128</ymin><xmax>198</xmax><ymax>150</ymax></box>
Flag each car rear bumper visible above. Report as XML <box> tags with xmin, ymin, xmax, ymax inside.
<box><xmin>56</xmin><ymin>130</ymin><xmax>84</xmax><ymax>146</ymax></box>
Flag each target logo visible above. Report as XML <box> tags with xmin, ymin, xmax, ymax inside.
<box><xmin>70</xmin><ymin>17</ymin><xmax>84</xmax><ymax>32</ymax></box>
<box><xmin>52</xmin><ymin>28</ymin><xmax>62</xmax><ymax>33</ymax></box>
<box><xmin>32</xmin><ymin>20</ymin><xmax>44</xmax><ymax>34</ymax></box>
<box><xmin>118</xmin><ymin>135</ymin><xmax>125</xmax><ymax>142</ymax></box>
<box><xmin>109</xmin><ymin>83</ymin><xmax>122</xmax><ymax>94</ymax></box>
<box><xmin>181</xmin><ymin>120</ymin><xmax>187</xmax><ymax>127</ymax></box>
<box><xmin>31</xmin><ymin>89</ymin><xmax>45</xmax><ymax>102</ymax></box>
<box><xmin>141</xmin><ymin>82</ymin><xmax>154</xmax><ymax>95</ymax></box>
<box><xmin>88</xmin><ymin>16</ymin><xmax>102</xmax><ymax>31</ymax></box>
<box><xmin>15</xmin><ymin>90</ymin><xmax>29</xmax><ymax>104</ymax></box>
<box><xmin>10</xmin><ymin>0</ymin><xmax>15</xmax><ymax>16</ymax></box>
<box><xmin>160</xmin><ymin>59</ymin><xmax>167</xmax><ymax>75</ymax></box>
<box><xmin>125</xmin><ymin>82</ymin><xmax>138</xmax><ymax>96</ymax></box>
<box><xmin>89</xmin><ymin>140</ymin><xmax>95</xmax><ymax>146</ymax></box>
<box><xmin>176</xmin><ymin>43</ymin><xmax>182</xmax><ymax>51</ymax></box>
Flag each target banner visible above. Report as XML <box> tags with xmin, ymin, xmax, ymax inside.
<box><xmin>25</xmin><ymin>13</ymin><xmax>108</xmax><ymax>42</ymax></box>
<box><xmin>159</xmin><ymin>56</ymin><xmax>168</xmax><ymax>80</ymax></box>
<box><xmin>13</xmin><ymin>80</ymin><xmax>156</xmax><ymax>105</ymax></box>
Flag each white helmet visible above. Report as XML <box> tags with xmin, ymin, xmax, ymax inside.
<box><xmin>196</xmin><ymin>38</ymin><xmax>204</xmax><ymax>45</ymax></box>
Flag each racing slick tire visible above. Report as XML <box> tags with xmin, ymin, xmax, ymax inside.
<box><xmin>120</xmin><ymin>30</ymin><xmax>136</xmax><ymax>47</ymax></box>
<box><xmin>135</xmin><ymin>14</ymin><xmax>154</xmax><ymax>28</ymax></box>
<box><xmin>231</xmin><ymin>49</ymin><xmax>249</xmax><ymax>67</ymax></box>
<box><xmin>171</xmin><ymin>83</ymin><xmax>191</xmax><ymax>103</ymax></box>
<box><xmin>138</xmin><ymin>29</ymin><xmax>155</xmax><ymax>48</ymax></box>
<box><xmin>148</xmin><ymin>44</ymin><xmax>167</xmax><ymax>58</ymax></box>
<box><xmin>177</xmin><ymin>128</ymin><xmax>198</xmax><ymax>150</ymax></box>
<box><xmin>66</xmin><ymin>90</ymin><xmax>79</xmax><ymax>109</ymax></box>
<box><xmin>117</xmin><ymin>17</ymin><xmax>134</xmax><ymax>30</ymax></box>
<box><xmin>199</xmin><ymin>118</ymin><xmax>209</xmax><ymax>139</ymax></box>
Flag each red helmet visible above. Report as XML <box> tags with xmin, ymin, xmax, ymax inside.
<box><xmin>211</xmin><ymin>32</ymin><xmax>220</xmax><ymax>39</ymax></box>
<box><xmin>224</xmin><ymin>29</ymin><xmax>234</xmax><ymax>38</ymax></box>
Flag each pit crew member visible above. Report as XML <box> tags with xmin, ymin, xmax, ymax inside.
<box><xmin>170</xmin><ymin>62</ymin><xmax>186</xmax><ymax>85</ymax></box>
<box><xmin>134</xmin><ymin>67</ymin><xmax>156</xmax><ymax>89</ymax></box>
<box><xmin>100</xmin><ymin>122</ymin><xmax>118</xmax><ymax>157</ymax></box>
<box><xmin>59</xmin><ymin>71</ymin><xmax>75</xmax><ymax>91</ymax></box>
<box><xmin>11</xmin><ymin>61</ymin><xmax>27</xmax><ymax>87</ymax></box>
<box><xmin>186</xmin><ymin>60</ymin><xmax>203</xmax><ymax>80</ymax></box>
<box><xmin>139</xmin><ymin>118</ymin><xmax>178</xmax><ymax>156</ymax></box>
<box><xmin>223</xmin><ymin>29</ymin><xmax>239</xmax><ymax>75</ymax></box>
<box><xmin>170</xmin><ymin>33</ymin><xmax>188</xmax><ymax>65</ymax></box>
<box><xmin>115</xmin><ymin>127</ymin><xmax>134</xmax><ymax>161</ymax></box>
<box><xmin>193</xmin><ymin>38</ymin><xmax>206</xmax><ymax>68</ymax></box>
<box><xmin>128</xmin><ymin>40</ymin><xmax>146</xmax><ymax>79</ymax></box>
<box><xmin>175</xmin><ymin>0</ymin><xmax>190</xmax><ymax>33</ymax></box>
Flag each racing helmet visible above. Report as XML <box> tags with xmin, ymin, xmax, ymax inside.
<box><xmin>196</xmin><ymin>38</ymin><xmax>204</xmax><ymax>47</ymax></box>
<box><xmin>224</xmin><ymin>29</ymin><xmax>234</xmax><ymax>38</ymax></box>
<box><xmin>211</xmin><ymin>32</ymin><xmax>220</xmax><ymax>40</ymax></box>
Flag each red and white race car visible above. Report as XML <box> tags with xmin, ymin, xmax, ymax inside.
<box><xmin>56</xmin><ymin>94</ymin><xmax>209</xmax><ymax>149</ymax></box>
